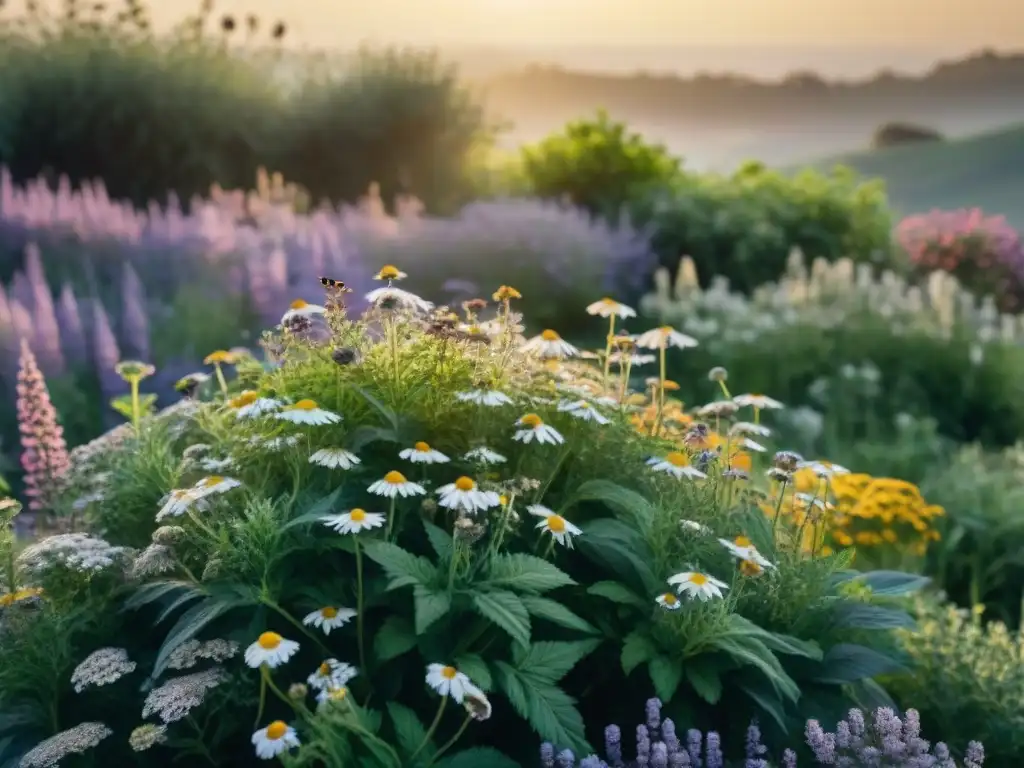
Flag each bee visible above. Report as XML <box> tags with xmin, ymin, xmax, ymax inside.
<box><xmin>319</xmin><ymin>276</ymin><xmax>352</xmax><ymax>293</ymax></box>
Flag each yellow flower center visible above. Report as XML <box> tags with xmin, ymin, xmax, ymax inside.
<box><xmin>200</xmin><ymin>476</ymin><xmax>223</xmax><ymax>488</ymax></box>
<box><xmin>659</xmin><ymin>326</ymin><xmax>673</xmax><ymax>334</ymax></box>
<box><xmin>414</xmin><ymin>441</ymin><xmax>431</xmax><ymax>452</ymax></box>
<box><xmin>493</xmin><ymin>285</ymin><xmax>521</xmax><ymax>301</ymax></box>
<box><xmin>318</xmin><ymin>662</ymin><xmax>331</xmax><ymax>676</ymax></box>
<box><xmin>204</xmin><ymin>350</ymin><xmax>233</xmax><ymax>364</ymax></box>
<box><xmin>665</xmin><ymin>452</ymin><xmax>689</xmax><ymax>467</ymax></box>
<box><xmin>266</xmin><ymin>721</ymin><xmax>288</xmax><ymax>741</ymax></box>
<box><xmin>740</xmin><ymin>560</ymin><xmax>763</xmax><ymax>576</ymax></box>
<box><xmin>547</xmin><ymin>515</ymin><xmax>567</xmax><ymax>533</ymax></box>
<box><xmin>329</xmin><ymin>687</ymin><xmax>348</xmax><ymax>700</ymax></box>
<box><xmin>499</xmin><ymin>494</ymin><xmax>509</xmax><ymax>506</ymax></box>
<box><xmin>378</xmin><ymin>265</ymin><xmax>401</xmax><ymax>280</ymax></box>
<box><xmin>454</xmin><ymin>476</ymin><xmax>476</xmax><ymax>492</ymax></box>
<box><xmin>230</xmin><ymin>391</ymin><xmax>259</xmax><ymax>408</ymax></box>
<box><xmin>540</xmin><ymin>329</ymin><xmax>560</xmax><ymax>341</ymax></box>
<box><xmin>384</xmin><ymin>471</ymin><xmax>407</xmax><ymax>485</ymax></box>
<box><xmin>257</xmin><ymin>632</ymin><xmax>282</xmax><ymax>650</ymax></box>
<box><xmin>662</xmin><ymin>592</ymin><xmax>678</xmax><ymax>606</ymax></box>
<box><xmin>171</xmin><ymin>489</ymin><xmax>192</xmax><ymax>500</ymax></box>
<box><xmin>734</xmin><ymin>536</ymin><xmax>752</xmax><ymax>548</ymax></box>
<box><xmin>601</xmin><ymin>297</ymin><xmax>617</xmax><ymax>306</ymax></box>
<box><xmin>662</xmin><ymin>380</ymin><xmax>680</xmax><ymax>391</ymax></box>
<box><xmin>349</xmin><ymin>508</ymin><xmax>367</xmax><ymax>522</ymax></box>
<box><xmin>290</xmin><ymin>299</ymin><xmax>308</xmax><ymax>310</ymax></box>
<box><xmin>689</xmin><ymin>573</ymin><xmax>708</xmax><ymax>586</ymax></box>
<box><xmin>321</xmin><ymin>607</ymin><xmax>338</xmax><ymax>619</ymax></box>
<box><xmin>292</xmin><ymin>399</ymin><xmax>318</xmax><ymax>411</ymax></box>
<box><xmin>520</xmin><ymin>413</ymin><xmax>542</xmax><ymax>428</ymax></box>
<box><xmin>441</xmin><ymin>666</ymin><xmax>458</xmax><ymax>680</ymax></box>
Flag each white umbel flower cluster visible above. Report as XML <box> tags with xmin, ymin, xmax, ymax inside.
<box><xmin>141</xmin><ymin>668</ymin><xmax>225</xmax><ymax>723</ymax></box>
<box><xmin>166</xmin><ymin>639</ymin><xmax>241</xmax><ymax>671</ymax></box>
<box><xmin>20</xmin><ymin>722</ymin><xmax>113</xmax><ymax>768</ymax></box>
<box><xmin>17</xmin><ymin>533</ymin><xmax>127</xmax><ymax>576</ymax></box>
<box><xmin>70</xmin><ymin>647</ymin><xmax>137</xmax><ymax>693</ymax></box>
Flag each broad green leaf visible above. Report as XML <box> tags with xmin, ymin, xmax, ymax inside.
<box><xmin>472</xmin><ymin>591</ymin><xmax>531</xmax><ymax>647</ymax></box>
<box><xmin>739</xmin><ymin>679</ymin><xmax>790</xmax><ymax>735</ymax></box>
<box><xmin>374</xmin><ymin>616</ymin><xmax>417</xmax><ymax>661</ymax></box>
<box><xmin>434</xmin><ymin>747</ymin><xmax>520</xmax><ymax>768</ymax></box>
<box><xmin>422</xmin><ymin>520</ymin><xmax>453</xmax><ymax>561</ymax></box>
<box><xmin>854</xmin><ymin>571</ymin><xmax>931</xmax><ymax>597</ymax></box>
<box><xmin>727</xmin><ymin>616</ymin><xmax>823</xmax><ymax>659</ymax></box>
<box><xmin>587</xmin><ymin>580</ymin><xmax>648</xmax><ymax>610</ymax></box>
<box><xmin>511</xmin><ymin>640</ymin><xmax>601</xmax><ymax>683</ymax></box>
<box><xmin>566</xmin><ymin>479</ymin><xmax>656</xmax><ymax>530</ymax></box>
<box><xmin>122</xmin><ymin>579</ymin><xmax>200</xmax><ymax>612</ymax></box>
<box><xmin>519</xmin><ymin>595</ymin><xmax>597</xmax><ymax>634</ymax></box>
<box><xmin>155</xmin><ymin>589</ymin><xmax>205</xmax><ymax>625</ymax></box>
<box><xmin>684</xmin><ymin>662</ymin><xmax>723</xmax><ymax>704</ymax></box>
<box><xmin>484</xmin><ymin>553</ymin><xmax>575</xmax><ymax>593</ymax></box>
<box><xmin>345</xmin><ymin>424</ymin><xmax>399</xmax><ymax>452</ymax></box>
<box><xmin>363</xmin><ymin>541</ymin><xmax>438</xmax><ymax>590</ymax></box>
<box><xmin>713</xmin><ymin>637</ymin><xmax>800</xmax><ymax>702</ymax></box>
<box><xmin>621</xmin><ymin>630</ymin><xmax>657</xmax><ymax>675</ymax></box>
<box><xmin>413</xmin><ymin>585</ymin><xmax>451</xmax><ymax>635</ymax></box>
<box><xmin>495</xmin><ymin>662</ymin><xmax>589</xmax><ymax>755</ymax></box>
<box><xmin>814</xmin><ymin>643</ymin><xmax>907</xmax><ymax>684</ymax></box>
<box><xmin>832</xmin><ymin>603</ymin><xmax>915</xmax><ymax>631</ymax></box>
<box><xmin>577</xmin><ymin>519</ymin><xmax>659</xmax><ymax>595</ymax></box>
<box><xmin>649</xmin><ymin>656</ymin><xmax>683</xmax><ymax>702</ymax></box>
<box><xmin>151</xmin><ymin>594</ymin><xmax>250</xmax><ymax>679</ymax></box>
<box><xmin>454</xmin><ymin>653</ymin><xmax>492</xmax><ymax>691</ymax></box>
<box><xmin>281</xmin><ymin>488</ymin><xmax>344</xmax><ymax>531</ymax></box>
<box><xmin>353</xmin><ymin>386</ymin><xmax>399</xmax><ymax>431</ymax></box>
<box><xmin>387</xmin><ymin>702</ymin><xmax>430</xmax><ymax>758</ymax></box>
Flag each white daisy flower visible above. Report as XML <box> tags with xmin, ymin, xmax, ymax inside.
<box><xmin>718</xmin><ymin>536</ymin><xmax>776</xmax><ymax>570</ymax></box>
<box><xmin>309</xmin><ymin>448</ymin><xmax>361</xmax><ymax>470</ymax></box>
<box><xmin>730</xmin><ymin>421</ymin><xmax>772</xmax><ymax>438</ymax></box>
<box><xmin>646</xmin><ymin>452</ymin><xmax>707</xmax><ymax>480</ymax></box>
<box><xmin>634</xmin><ymin>326</ymin><xmax>699</xmax><ymax>350</ymax></box>
<box><xmin>275</xmin><ymin>399</ymin><xmax>342</xmax><ymax>426</ymax></box>
<box><xmin>302</xmin><ymin>606</ymin><xmax>356</xmax><ymax>635</ymax></box>
<box><xmin>425</xmin><ymin>664</ymin><xmax>472</xmax><ymax>703</ymax></box>
<box><xmin>586</xmin><ymin>298</ymin><xmax>637</xmax><ymax>319</ymax></box>
<box><xmin>258</xmin><ymin>435</ymin><xmax>301</xmax><ymax>451</ymax></box>
<box><xmin>315</xmin><ymin>686</ymin><xmax>351</xmax><ymax>708</ymax></box>
<box><xmin>365</xmin><ymin>286</ymin><xmax>434</xmax><ymax>313</ymax></box>
<box><xmin>521</xmin><ymin>329</ymin><xmax>579</xmax><ymax>360</ymax></box>
<box><xmin>306</xmin><ymin>659</ymin><xmax>358</xmax><ymax>691</ymax></box>
<box><xmin>513</xmin><ymin>414</ymin><xmax>564</xmax><ymax>445</ymax></box>
<box><xmin>244</xmin><ymin>632</ymin><xmax>300</xmax><ymax>669</ymax></box>
<box><xmin>455</xmin><ymin>389</ymin><xmax>513</xmax><ymax>407</ymax></box>
<box><xmin>281</xmin><ymin>299</ymin><xmax>326</xmax><ymax>325</ymax></box>
<box><xmin>321</xmin><ymin>508</ymin><xmax>385</xmax><ymax>535</ymax></box>
<box><xmin>557</xmin><ymin>400</ymin><xmax>610</xmax><ymax>425</ymax></box>
<box><xmin>656</xmin><ymin>592</ymin><xmax>682</xmax><ymax>610</ymax></box>
<box><xmin>156</xmin><ymin>489</ymin><xmax>205</xmax><ymax>521</ymax></box>
<box><xmin>374</xmin><ymin>265</ymin><xmax>407</xmax><ymax>281</ymax></box>
<box><xmin>608</xmin><ymin>351</ymin><xmax>657</xmax><ymax>366</ymax></box>
<box><xmin>399</xmin><ymin>442</ymin><xmax>451</xmax><ymax>464</ymax></box>
<box><xmin>436</xmin><ymin>477</ymin><xmax>501</xmax><ymax>515</ymax></box>
<box><xmin>252</xmin><ymin>721</ymin><xmax>300</xmax><ymax>760</ymax></box>
<box><xmin>228</xmin><ymin>391</ymin><xmax>282</xmax><ymax>420</ymax></box>
<box><xmin>461</xmin><ymin>682</ymin><xmax>492</xmax><ymax>722</ymax></box>
<box><xmin>732</xmin><ymin>394</ymin><xmax>784</xmax><ymax>410</ymax></box>
<box><xmin>740</xmin><ymin>438</ymin><xmax>767</xmax><ymax>452</ymax></box>
<box><xmin>199</xmin><ymin>457</ymin><xmax>235</xmax><ymax>472</ymax></box>
<box><xmin>680</xmin><ymin>519</ymin><xmax>711</xmax><ymax>535</ymax></box>
<box><xmin>795</xmin><ymin>493</ymin><xmax>833</xmax><ymax>512</ymax></box>
<box><xmin>528</xmin><ymin>505</ymin><xmax>582</xmax><ymax>549</ymax></box>
<box><xmin>193</xmin><ymin>476</ymin><xmax>242</xmax><ymax>498</ymax></box>
<box><xmin>797</xmin><ymin>460</ymin><xmax>850</xmax><ymax>478</ymax></box>
<box><xmin>463</xmin><ymin>446</ymin><xmax>506</xmax><ymax>464</ymax></box>
<box><xmin>668</xmin><ymin>571</ymin><xmax>729</xmax><ymax>601</ymax></box>
<box><xmin>367</xmin><ymin>471</ymin><xmax>427</xmax><ymax>499</ymax></box>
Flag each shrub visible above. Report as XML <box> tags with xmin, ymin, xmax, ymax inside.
<box><xmin>896</xmin><ymin>209</ymin><xmax>1024</xmax><ymax>312</ymax></box>
<box><xmin>0</xmin><ymin>273</ymin><xmax>926</xmax><ymax>766</ymax></box>
<box><xmin>520</xmin><ymin>110</ymin><xmax>681</xmax><ymax>219</ymax></box>
<box><xmin>871</xmin><ymin>122</ymin><xmax>944</xmax><ymax>149</ymax></box>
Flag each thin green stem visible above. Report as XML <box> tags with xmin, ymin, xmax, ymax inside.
<box><xmin>652</xmin><ymin>345</ymin><xmax>667</xmax><ymax>436</ymax></box>
<box><xmin>717</xmin><ymin>380</ymin><xmax>732</xmax><ymax>399</ymax></box>
<box><xmin>213</xmin><ymin>363</ymin><xmax>228</xmax><ymax>397</ymax></box>
<box><xmin>254</xmin><ymin>673</ymin><xmax>267</xmax><ymax>728</ymax></box>
<box><xmin>428</xmin><ymin>714</ymin><xmax>474</xmax><ymax>765</ymax></box>
<box><xmin>355</xmin><ymin>539</ymin><xmax>368</xmax><ymax>676</ymax></box>
<box><xmin>129</xmin><ymin>376</ymin><xmax>141</xmax><ymax>431</ymax></box>
<box><xmin>410</xmin><ymin>698</ymin><xmax>447</xmax><ymax>761</ymax></box>
<box><xmin>770</xmin><ymin>480</ymin><xmax>788</xmax><ymax>544</ymax></box>
<box><xmin>601</xmin><ymin>315</ymin><xmax>616</xmax><ymax>389</ymax></box>
<box><xmin>385</xmin><ymin>496</ymin><xmax>397</xmax><ymax>541</ymax></box>
<box><xmin>262</xmin><ymin>599</ymin><xmax>332</xmax><ymax>655</ymax></box>
<box><xmin>186</xmin><ymin>508</ymin><xmax>219</xmax><ymax>542</ymax></box>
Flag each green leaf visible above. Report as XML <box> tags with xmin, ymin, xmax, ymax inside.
<box><xmin>511</xmin><ymin>640</ymin><xmax>601</xmax><ymax>683</ymax></box>
<box><xmin>387</xmin><ymin>702</ymin><xmax>430</xmax><ymax>758</ymax></box>
<box><xmin>484</xmin><ymin>553</ymin><xmax>575</xmax><ymax>593</ymax></box>
<box><xmin>281</xmin><ymin>488</ymin><xmax>344</xmax><ymax>531</ymax></box>
<box><xmin>123</xmin><ymin>580</ymin><xmax>201</xmax><ymax>612</ymax></box>
<box><xmin>374</xmin><ymin>616</ymin><xmax>417</xmax><ymax>661</ymax></box>
<box><xmin>494</xmin><ymin>662</ymin><xmax>589</xmax><ymax>755</ymax></box>
<box><xmin>519</xmin><ymin>595</ymin><xmax>597</xmax><ymax>634</ymax></box>
<box><xmin>833</xmin><ymin>603</ymin><xmax>915</xmax><ymax>631</ymax></box>
<box><xmin>345</xmin><ymin>424</ymin><xmax>399</xmax><ymax>453</ymax></box>
<box><xmin>815</xmin><ymin>643</ymin><xmax>907</xmax><ymax>684</ymax></box>
<box><xmin>577</xmin><ymin>519</ymin><xmax>660</xmax><ymax>595</ymax></box>
<box><xmin>649</xmin><ymin>656</ymin><xmax>683</xmax><ymax>702</ymax></box>
<box><xmin>713</xmin><ymin>637</ymin><xmax>800</xmax><ymax>702</ymax></box>
<box><xmin>621</xmin><ymin>630</ymin><xmax>657</xmax><ymax>675</ymax></box>
<box><xmin>155</xmin><ymin>589</ymin><xmax>206</xmax><ymax>624</ymax></box>
<box><xmin>472</xmin><ymin>591</ymin><xmax>531</xmax><ymax>647</ymax></box>
<box><xmin>434</xmin><ymin>747</ymin><xmax>520</xmax><ymax>768</ymax></box>
<box><xmin>422</xmin><ymin>520</ymin><xmax>453</xmax><ymax>561</ymax></box>
<box><xmin>684</xmin><ymin>662</ymin><xmax>723</xmax><ymax>704</ymax></box>
<box><xmin>587</xmin><ymin>580</ymin><xmax>648</xmax><ymax>610</ymax></box>
<box><xmin>738</xmin><ymin>680</ymin><xmax>790</xmax><ymax>735</ymax></box>
<box><xmin>353</xmin><ymin>386</ymin><xmax>400</xmax><ymax>431</ymax></box>
<box><xmin>853</xmin><ymin>570</ymin><xmax>931</xmax><ymax>596</ymax></box>
<box><xmin>151</xmin><ymin>594</ymin><xmax>250</xmax><ymax>679</ymax></box>
<box><xmin>726</xmin><ymin>616</ymin><xmax>823</xmax><ymax>659</ymax></box>
<box><xmin>566</xmin><ymin>479</ymin><xmax>656</xmax><ymax>531</ymax></box>
<box><xmin>454</xmin><ymin>653</ymin><xmax>492</xmax><ymax>691</ymax></box>
<box><xmin>362</xmin><ymin>541</ymin><xmax>438</xmax><ymax>590</ymax></box>
<box><xmin>413</xmin><ymin>585</ymin><xmax>451</xmax><ymax>635</ymax></box>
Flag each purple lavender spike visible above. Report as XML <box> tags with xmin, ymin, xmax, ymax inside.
<box><xmin>120</xmin><ymin>262</ymin><xmax>150</xmax><ymax>360</ymax></box>
<box><xmin>90</xmin><ymin>299</ymin><xmax>122</xmax><ymax>413</ymax></box>
<box><xmin>9</xmin><ymin>270</ymin><xmax>34</xmax><ymax>312</ymax></box>
<box><xmin>56</xmin><ymin>284</ymin><xmax>87</xmax><ymax>366</ymax></box>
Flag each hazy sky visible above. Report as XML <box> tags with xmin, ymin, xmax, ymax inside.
<box><xmin>145</xmin><ymin>0</ymin><xmax>1024</xmax><ymax>49</ymax></box>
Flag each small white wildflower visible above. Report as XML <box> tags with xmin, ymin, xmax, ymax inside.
<box><xmin>425</xmin><ymin>663</ymin><xmax>473</xmax><ymax>703</ymax></box>
<box><xmin>667</xmin><ymin>571</ymin><xmax>729</xmax><ymax>601</ymax></box>
<box><xmin>463</xmin><ymin>446</ymin><xmax>506</xmax><ymax>464</ymax></box>
<box><xmin>129</xmin><ymin>544</ymin><xmax>176</xmax><ymax>579</ymax></box>
<box><xmin>586</xmin><ymin>298</ymin><xmax>636</xmax><ymax>319</ymax></box>
<box><xmin>733</xmin><ymin>393</ymin><xmax>784</xmax><ymax>410</ymax></box>
<box><xmin>557</xmin><ymin>399</ymin><xmax>611</xmax><ymax>425</ymax></box>
<box><xmin>306</xmin><ymin>659</ymin><xmax>358</xmax><ymax>691</ymax></box>
<box><xmin>633</xmin><ymin>326</ymin><xmax>699</xmax><ymax>350</ymax></box>
<box><xmin>281</xmin><ymin>299</ymin><xmax>326</xmax><ymax>325</ymax></box>
<box><xmin>719</xmin><ymin>536</ymin><xmax>776</xmax><ymax>570</ymax></box>
<box><xmin>166</xmin><ymin>639</ymin><xmax>240</xmax><ymax>670</ymax></box>
<box><xmin>302</xmin><ymin>606</ymin><xmax>356</xmax><ymax>635</ymax></box>
<box><xmin>321</xmin><ymin>508</ymin><xmax>386</xmax><ymax>535</ymax></box>
<box><xmin>227</xmin><ymin>391</ymin><xmax>282</xmax><ymax>419</ymax></box>
<box><xmin>244</xmin><ymin>632</ymin><xmax>300</xmax><ymax>669</ymax></box>
<box><xmin>309</xmin><ymin>448</ymin><xmax>361</xmax><ymax>470</ymax></box>
<box><xmin>252</xmin><ymin>721</ymin><xmax>300</xmax><ymax>760</ymax></box>
<box><xmin>17</xmin><ymin>533</ymin><xmax>126</xmax><ymax>576</ymax></box>
<box><xmin>528</xmin><ymin>505</ymin><xmax>582</xmax><ymax>549</ymax></box>
<box><xmin>367</xmin><ymin>471</ymin><xmax>427</xmax><ymax>499</ymax></box>
<box><xmin>455</xmin><ymin>389</ymin><xmax>513</xmax><ymax>407</ymax></box>
<box><xmin>513</xmin><ymin>414</ymin><xmax>564</xmax><ymax>445</ymax></box>
<box><xmin>646</xmin><ymin>452</ymin><xmax>707</xmax><ymax>480</ymax></box>
<box><xmin>680</xmin><ymin>519</ymin><xmax>711</xmax><ymax>535</ymax></box>
<box><xmin>193</xmin><ymin>475</ymin><xmax>242</xmax><ymax>498</ymax></box>
<box><xmin>656</xmin><ymin>592</ymin><xmax>682</xmax><ymax>610</ymax></box>
<box><xmin>365</xmin><ymin>286</ymin><xmax>434</xmax><ymax>313</ymax></box>
<box><xmin>275</xmin><ymin>399</ymin><xmax>341</xmax><ymax>426</ymax></box>
<box><xmin>399</xmin><ymin>442</ymin><xmax>451</xmax><ymax>464</ymax></box>
<box><xmin>436</xmin><ymin>476</ymin><xmax>501</xmax><ymax>515</ymax></box>
<box><xmin>521</xmin><ymin>329</ymin><xmax>579</xmax><ymax>359</ymax></box>
<box><xmin>730</xmin><ymin>421</ymin><xmax>772</xmax><ymax>438</ymax></box>
<box><xmin>70</xmin><ymin>648</ymin><xmax>137</xmax><ymax>693</ymax></box>
<box><xmin>156</xmin><ymin>488</ymin><xmax>206</xmax><ymax>521</ymax></box>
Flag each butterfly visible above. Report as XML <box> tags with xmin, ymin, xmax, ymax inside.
<box><xmin>319</xmin><ymin>276</ymin><xmax>352</xmax><ymax>292</ymax></box>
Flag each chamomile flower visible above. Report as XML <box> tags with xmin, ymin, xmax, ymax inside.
<box><xmin>302</xmin><ymin>606</ymin><xmax>356</xmax><ymax>635</ymax></box>
<box><xmin>634</xmin><ymin>326</ymin><xmax>699</xmax><ymax>350</ymax></box>
<box><xmin>462</xmin><ymin>683</ymin><xmax>492</xmax><ymax>722</ymax></box>
<box><xmin>739</xmin><ymin>438</ymin><xmax>767</xmax><ymax>452</ymax></box>
<box><xmin>557</xmin><ymin>400</ymin><xmax>611</xmax><ymax>425</ymax></box>
<box><xmin>513</xmin><ymin>414</ymin><xmax>564</xmax><ymax>445</ymax></box>
<box><xmin>521</xmin><ymin>329</ymin><xmax>579</xmax><ymax>359</ymax></box>
<box><xmin>647</xmin><ymin>452</ymin><xmax>707</xmax><ymax>480</ymax></box>
<box><xmin>718</xmin><ymin>536</ymin><xmax>776</xmax><ymax>570</ymax></box>
<box><xmin>374</xmin><ymin>265</ymin><xmax>407</xmax><ymax>281</ymax></box>
<box><xmin>280</xmin><ymin>299</ymin><xmax>326</xmax><ymax>325</ymax></box>
<box><xmin>275</xmin><ymin>399</ymin><xmax>341</xmax><ymax>426</ymax></box>
<box><xmin>586</xmin><ymin>298</ymin><xmax>637</xmax><ymax>319</ymax></box>
<box><xmin>244</xmin><ymin>632</ymin><xmax>299</xmax><ymax>669</ymax></box>
<box><xmin>656</xmin><ymin>592</ymin><xmax>682</xmax><ymax>610</ymax></box>
<box><xmin>425</xmin><ymin>664</ymin><xmax>473</xmax><ymax>703</ymax></box>
<box><xmin>463</xmin><ymin>446</ymin><xmax>506</xmax><ymax>464</ymax></box>
<box><xmin>309</xmin><ymin>448</ymin><xmax>361</xmax><ymax>470</ymax></box>
<box><xmin>668</xmin><ymin>571</ymin><xmax>729</xmax><ymax>601</ymax></box>
<box><xmin>436</xmin><ymin>477</ymin><xmax>501</xmax><ymax>514</ymax></box>
<box><xmin>732</xmin><ymin>394</ymin><xmax>784</xmax><ymax>410</ymax></box>
<box><xmin>228</xmin><ymin>391</ymin><xmax>282</xmax><ymax>419</ymax></box>
<box><xmin>321</xmin><ymin>508</ymin><xmax>385</xmax><ymax>535</ymax></box>
<box><xmin>365</xmin><ymin>286</ymin><xmax>434</xmax><ymax>313</ymax></box>
<box><xmin>455</xmin><ymin>389</ymin><xmax>513</xmax><ymax>407</ymax></box>
<box><xmin>251</xmin><ymin>721</ymin><xmax>299</xmax><ymax>760</ymax></box>
<box><xmin>367</xmin><ymin>471</ymin><xmax>426</xmax><ymax>499</ymax></box>
<box><xmin>399</xmin><ymin>442</ymin><xmax>451</xmax><ymax>464</ymax></box>
<box><xmin>528</xmin><ymin>505</ymin><xmax>582</xmax><ymax>549</ymax></box>
<box><xmin>795</xmin><ymin>493</ymin><xmax>833</xmax><ymax>512</ymax></box>
<box><xmin>315</xmin><ymin>686</ymin><xmax>350</xmax><ymax>708</ymax></box>
<box><xmin>193</xmin><ymin>476</ymin><xmax>241</xmax><ymax>498</ymax></box>
<box><xmin>730</xmin><ymin>421</ymin><xmax>772</xmax><ymax>438</ymax></box>
<box><xmin>798</xmin><ymin>460</ymin><xmax>850</xmax><ymax>478</ymax></box>
<box><xmin>306</xmin><ymin>659</ymin><xmax>358</xmax><ymax>691</ymax></box>
<box><xmin>156</xmin><ymin>489</ymin><xmax>205</xmax><ymax>521</ymax></box>
<box><xmin>608</xmin><ymin>351</ymin><xmax>656</xmax><ymax>366</ymax></box>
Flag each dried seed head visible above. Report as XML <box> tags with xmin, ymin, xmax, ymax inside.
<box><xmin>129</xmin><ymin>723</ymin><xmax>167</xmax><ymax>752</ymax></box>
<box><xmin>707</xmin><ymin>366</ymin><xmax>728</xmax><ymax>383</ymax></box>
<box><xmin>772</xmin><ymin>451</ymin><xmax>803</xmax><ymax>473</ymax></box>
<box><xmin>129</xmin><ymin>544</ymin><xmax>176</xmax><ymax>579</ymax></box>
<box><xmin>288</xmin><ymin>683</ymin><xmax>309</xmax><ymax>700</ymax></box>
<box><xmin>331</xmin><ymin>347</ymin><xmax>359</xmax><ymax>366</ymax></box>
<box><xmin>152</xmin><ymin>525</ymin><xmax>187</xmax><ymax>546</ymax></box>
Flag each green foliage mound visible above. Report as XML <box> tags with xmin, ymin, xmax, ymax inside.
<box><xmin>0</xmin><ymin>277</ymin><xmax>927</xmax><ymax>766</ymax></box>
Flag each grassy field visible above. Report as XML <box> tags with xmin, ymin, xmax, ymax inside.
<box><xmin>804</xmin><ymin>123</ymin><xmax>1024</xmax><ymax>225</ymax></box>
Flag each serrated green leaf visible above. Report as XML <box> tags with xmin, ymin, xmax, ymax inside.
<box><xmin>833</xmin><ymin>603</ymin><xmax>915</xmax><ymax>631</ymax></box>
<box><xmin>815</xmin><ymin>643</ymin><xmax>907</xmax><ymax>684</ymax></box>
<box><xmin>434</xmin><ymin>747</ymin><xmax>520</xmax><ymax>768</ymax></box>
<box><xmin>472</xmin><ymin>591</ymin><xmax>531</xmax><ymax>647</ymax></box>
<box><xmin>363</xmin><ymin>541</ymin><xmax>438</xmax><ymax>590</ymax></box>
<box><xmin>587</xmin><ymin>580</ymin><xmax>647</xmax><ymax>609</ymax></box>
<box><xmin>152</xmin><ymin>594</ymin><xmax>250</xmax><ymax>679</ymax></box>
<box><xmin>511</xmin><ymin>640</ymin><xmax>601</xmax><ymax>683</ymax></box>
<box><xmin>684</xmin><ymin>662</ymin><xmax>723</xmax><ymax>703</ymax></box>
<box><xmin>649</xmin><ymin>656</ymin><xmax>683</xmax><ymax>702</ymax></box>
<box><xmin>413</xmin><ymin>585</ymin><xmax>451</xmax><ymax>635</ymax></box>
<box><xmin>519</xmin><ymin>595</ymin><xmax>597</xmax><ymax>634</ymax></box>
<box><xmin>484</xmin><ymin>553</ymin><xmax>575</xmax><ymax>593</ymax></box>
<box><xmin>281</xmin><ymin>488</ymin><xmax>345</xmax><ymax>531</ymax></box>
<box><xmin>621</xmin><ymin>630</ymin><xmax>657</xmax><ymax>675</ymax></box>
<box><xmin>566</xmin><ymin>479</ymin><xmax>656</xmax><ymax>531</ymax></box>
<box><xmin>422</xmin><ymin>520</ymin><xmax>453</xmax><ymax>561</ymax></box>
<box><xmin>387</xmin><ymin>702</ymin><xmax>430</xmax><ymax>758</ymax></box>
<box><xmin>495</xmin><ymin>662</ymin><xmax>589</xmax><ymax>755</ymax></box>
<box><xmin>454</xmin><ymin>653</ymin><xmax>492</xmax><ymax>691</ymax></box>
<box><xmin>374</xmin><ymin>615</ymin><xmax>417</xmax><ymax>661</ymax></box>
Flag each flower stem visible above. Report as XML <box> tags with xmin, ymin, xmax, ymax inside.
<box><xmin>129</xmin><ymin>376</ymin><xmax>141</xmax><ymax>431</ymax></box>
<box><xmin>254</xmin><ymin>671</ymin><xmax>268</xmax><ymax>728</ymax></box>
<box><xmin>652</xmin><ymin>345</ymin><xmax>667</xmax><ymax>436</ymax></box>
<box><xmin>770</xmin><ymin>479</ymin><xmax>788</xmax><ymax>544</ymax></box>
<box><xmin>213</xmin><ymin>363</ymin><xmax>228</xmax><ymax>397</ymax></box>
<box><xmin>410</xmin><ymin>698</ymin><xmax>447</xmax><ymax>761</ymax></box>
<box><xmin>385</xmin><ymin>496</ymin><xmax>397</xmax><ymax>541</ymax></box>
<box><xmin>355</xmin><ymin>539</ymin><xmax>368</xmax><ymax>677</ymax></box>
<box><xmin>428</xmin><ymin>714</ymin><xmax>474</xmax><ymax>765</ymax></box>
<box><xmin>601</xmin><ymin>315</ymin><xmax>616</xmax><ymax>389</ymax></box>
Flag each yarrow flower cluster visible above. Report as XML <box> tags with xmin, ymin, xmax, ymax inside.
<box><xmin>17</xmin><ymin>533</ymin><xmax>127</xmax><ymax>576</ymax></box>
<box><xmin>19</xmin><ymin>722</ymin><xmax>113</xmax><ymax>768</ymax></box>
<box><xmin>70</xmin><ymin>647</ymin><xmax>137</xmax><ymax>692</ymax></box>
